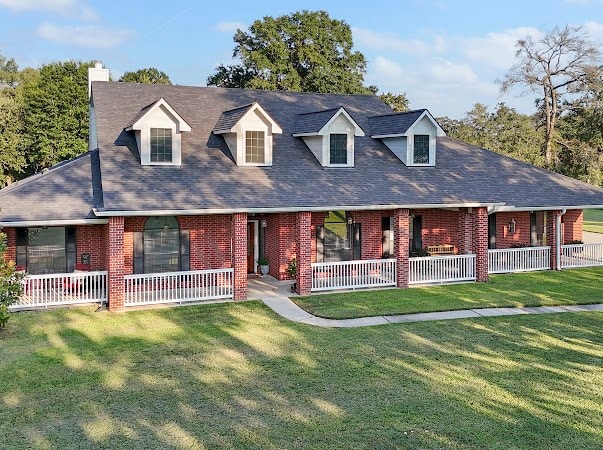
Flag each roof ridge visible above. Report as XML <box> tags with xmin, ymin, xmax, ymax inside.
<box><xmin>221</xmin><ymin>102</ymin><xmax>255</xmax><ymax>114</ymax></box>
<box><xmin>0</xmin><ymin>151</ymin><xmax>91</xmax><ymax>198</ymax></box>
<box><xmin>297</xmin><ymin>106</ymin><xmax>342</xmax><ymax>116</ymax></box>
<box><xmin>367</xmin><ymin>109</ymin><xmax>426</xmax><ymax>119</ymax></box>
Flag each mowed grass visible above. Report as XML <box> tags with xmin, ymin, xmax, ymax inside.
<box><xmin>1</xmin><ymin>302</ymin><xmax>602</xmax><ymax>449</ymax></box>
<box><xmin>293</xmin><ymin>267</ymin><xmax>603</xmax><ymax>319</ymax></box>
<box><xmin>584</xmin><ymin>209</ymin><xmax>603</xmax><ymax>234</ymax></box>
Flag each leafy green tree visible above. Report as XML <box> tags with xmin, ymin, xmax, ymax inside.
<box><xmin>207</xmin><ymin>10</ymin><xmax>375</xmax><ymax>94</ymax></box>
<box><xmin>21</xmin><ymin>60</ymin><xmax>92</xmax><ymax>173</ymax></box>
<box><xmin>379</xmin><ymin>92</ymin><xmax>409</xmax><ymax>112</ymax></box>
<box><xmin>0</xmin><ymin>233</ymin><xmax>23</xmax><ymax>328</ymax></box>
<box><xmin>499</xmin><ymin>26</ymin><xmax>602</xmax><ymax>169</ymax></box>
<box><xmin>0</xmin><ymin>52</ymin><xmax>19</xmax><ymax>87</ymax></box>
<box><xmin>119</xmin><ymin>67</ymin><xmax>172</xmax><ymax>85</ymax></box>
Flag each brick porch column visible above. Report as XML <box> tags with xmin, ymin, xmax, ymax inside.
<box><xmin>546</xmin><ymin>210</ymin><xmax>560</xmax><ymax>270</ymax></box>
<box><xmin>295</xmin><ymin>211</ymin><xmax>311</xmax><ymax>296</ymax></box>
<box><xmin>2</xmin><ymin>227</ymin><xmax>16</xmax><ymax>264</ymax></box>
<box><xmin>393</xmin><ymin>208</ymin><xmax>410</xmax><ymax>288</ymax></box>
<box><xmin>473</xmin><ymin>207</ymin><xmax>489</xmax><ymax>282</ymax></box>
<box><xmin>232</xmin><ymin>212</ymin><xmax>248</xmax><ymax>300</ymax></box>
<box><xmin>107</xmin><ymin>216</ymin><xmax>125</xmax><ymax>311</ymax></box>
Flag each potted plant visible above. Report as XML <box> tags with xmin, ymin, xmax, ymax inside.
<box><xmin>287</xmin><ymin>258</ymin><xmax>297</xmax><ymax>292</ymax></box>
<box><xmin>256</xmin><ymin>256</ymin><xmax>270</xmax><ymax>276</ymax></box>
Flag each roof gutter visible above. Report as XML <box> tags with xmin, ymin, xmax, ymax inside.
<box><xmin>93</xmin><ymin>202</ymin><xmax>506</xmax><ymax>217</ymax></box>
<box><xmin>0</xmin><ymin>218</ymin><xmax>109</xmax><ymax>227</ymax></box>
<box><xmin>556</xmin><ymin>209</ymin><xmax>567</xmax><ymax>271</ymax></box>
<box><xmin>492</xmin><ymin>205</ymin><xmax>603</xmax><ymax>212</ymax></box>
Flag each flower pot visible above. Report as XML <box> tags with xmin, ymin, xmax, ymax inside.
<box><xmin>260</xmin><ymin>265</ymin><xmax>269</xmax><ymax>276</ymax></box>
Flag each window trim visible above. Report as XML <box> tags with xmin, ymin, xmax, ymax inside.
<box><xmin>328</xmin><ymin>133</ymin><xmax>348</xmax><ymax>166</ymax></box>
<box><xmin>412</xmin><ymin>134</ymin><xmax>430</xmax><ymax>165</ymax></box>
<box><xmin>17</xmin><ymin>226</ymin><xmax>77</xmax><ymax>274</ymax></box>
<box><xmin>244</xmin><ymin>130</ymin><xmax>266</xmax><ymax>165</ymax></box>
<box><xmin>150</xmin><ymin>127</ymin><xmax>173</xmax><ymax>163</ymax></box>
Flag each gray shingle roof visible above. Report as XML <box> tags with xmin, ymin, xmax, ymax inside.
<box><xmin>1</xmin><ymin>82</ymin><xmax>602</xmax><ymax>224</ymax></box>
<box><xmin>368</xmin><ymin>109</ymin><xmax>426</xmax><ymax>136</ymax></box>
<box><xmin>213</xmin><ymin>103</ymin><xmax>253</xmax><ymax>133</ymax></box>
<box><xmin>292</xmin><ymin>107</ymin><xmax>341</xmax><ymax>134</ymax></box>
<box><xmin>125</xmin><ymin>100</ymin><xmax>157</xmax><ymax>129</ymax></box>
<box><xmin>0</xmin><ymin>151</ymin><xmax>102</xmax><ymax>223</ymax></box>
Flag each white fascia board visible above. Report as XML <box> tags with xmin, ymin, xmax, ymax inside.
<box><xmin>0</xmin><ymin>218</ymin><xmax>109</xmax><ymax>227</ymax></box>
<box><xmin>493</xmin><ymin>205</ymin><xmax>603</xmax><ymax>212</ymax></box>
<box><xmin>292</xmin><ymin>132</ymin><xmax>319</xmax><ymax>137</ymax></box>
<box><xmin>371</xmin><ymin>133</ymin><xmax>406</xmax><ymax>139</ymax></box>
<box><xmin>93</xmin><ymin>202</ymin><xmax>505</xmax><ymax>217</ymax></box>
<box><xmin>126</xmin><ymin>98</ymin><xmax>191</xmax><ymax>132</ymax></box>
<box><xmin>409</xmin><ymin>110</ymin><xmax>445</xmax><ymax>137</ymax></box>
<box><xmin>319</xmin><ymin>107</ymin><xmax>365</xmax><ymax>137</ymax></box>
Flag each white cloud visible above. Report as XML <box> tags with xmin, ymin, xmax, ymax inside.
<box><xmin>0</xmin><ymin>0</ymin><xmax>97</xmax><ymax>20</ymax></box>
<box><xmin>353</xmin><ymin>27</ymin><xmax>436</xmax><ymax>56</ymax></box>
<box><xmin>215</xmin><ymin>21</ymin><xmax>246</xmax><ymax>33</ymax></box>
<box><xmin>37</xmin><ymin>23</ymin><xmax>135</xmax><ymax>48</ymax></box>
<box><xmin>427</xmin><ymin>59</ymin><xmax>478</xmax><ymax>84</ymax></box>
<box><xmin>583</xmin><ymin>20</ymin><xmax>603</xmax><ymax>42</ymax></box>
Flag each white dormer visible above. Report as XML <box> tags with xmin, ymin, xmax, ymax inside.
<box><xmin>293</xmin><ymin>107</ymin><xmax>365</xmax><ymax>168</ymax></box>
<box><xmin>213</xmin><ymin>103</ymin><xmax>282</xmax><ymax>167</ymax></box>
<box><xmin>125</xmin><ymin>98</ymin><xmax>191</xmax><ymax>166</ymax></box>
<box><xmin>369</xmin><ymin>109</ymin><xmax>445</xmax><ymax>167</ymax></box>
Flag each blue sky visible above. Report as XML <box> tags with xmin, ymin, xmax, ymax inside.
<box><xmin>0</xmin><ymin>0</ymin><xmax>602</xmax><ymax>117</ymax></box>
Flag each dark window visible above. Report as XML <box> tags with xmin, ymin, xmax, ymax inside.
<box><xmin>150</xmin><ymin>128</ymin><xmax>172</xmax><ymax>162</ymax></box>
<box><xmin>413</xmin><ymin>135</ymin><xmax>430</xmax><ymax>164</ymax></box>
<box><xmin>382</xmin><ymin>217</ymin><xmax>394</xmax><ymax>258</ymax></box>
<box><xmin>316</xmin><ymin>211</ymin><xmax>361</xmax><ymax>262</ymax></box>
<box><xmin>245</xmin><ymin>131</ymin><xmax>265</xmax><ymax>164</ymax></box>
<box><xmin>27</xmin><ymin>227</ymin><xmax>67</xmax><ymax>274</ymax></box>
<box><xmin>530</xmin><ymin>212</ymin><xmax>546</xmax><ymax>246</ymax></box>
<box><xmin>144</xmin><ymin>217</ymin><xmax>180</xmax><ymax>273</ymax></box>
<box><xmin>488</xmin><ymin>214</ymin><xmax>497</xmax><ymax>249</ymax></box>
<box><xmin>329</xmin><ymin>134</ymin><xmax>347</xmax><ymax>165</ymax></box>
<box><xmin>409</xmin><ymin>215</ymin><xmax>423</xmax><ymax>253</ymax></box>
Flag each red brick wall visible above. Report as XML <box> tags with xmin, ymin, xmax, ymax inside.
<box><xmin>265</xmin><ymin>213</ymin><xmax>296</xmax><ymax>280</ymax></box>
<box><xmin>413</xmin><ymin>209</ymin><xmax>460</xmax><ymax>251</ymax></box>
<box><xmin>350</xmin><ymin>211</ymin><xmax>390</xmax><ymax>260</ymax></box>
<box><xmin>76</xmin><ymin>225</ymin><xmax>107</xmax><ymax>270</ymax></box>
<box><xmin>179</xmin><ymin>215</ymin><xmax>232</xmax><ymax>270</ymax></box>
<box><xmin>311</xmin><ymin>212</ymin><xmax>328</xmax><ymax>263</ymax></box>
<box><xmin>547</xmin><ymin>210</ymin><xmax>560</xmax><ymax>269</ymax></box>
<box><xmin>458</xmin><ymin>208</ymin><xmax>473</xmax><ymax>254</ymax></box>
<box><xmin>563</xmin><ymin>210</ymin><xmax>583</xmax><ymax>243</ymax></box>
<box><xmin>2</xmin><ymin>227</ymin><xmax>16</xmax><ymax>264</ymax></box>
<box><xmin>474</xmin><ymin>207</ymin><xmax>489</xmax><ymax>282</ymax></box>
<box><xmin>107</xmin><ymin>217</ymin><xmax>125</xmax><ymax>311</ymax></box>
<box><xmin>495</xmin><ymin>212</ymin><xmax>531</xmax><ymax>248</ymax></box>
<box><xmin>123</xmin><ymin>217</ymin><xmax>146</xmax><ymax>275</ymax></box>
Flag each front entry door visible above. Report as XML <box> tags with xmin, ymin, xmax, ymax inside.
<box><xmin>247</xmin><ymin>222</ymin><xmax>255</xmax><ymax>273</ymax></box>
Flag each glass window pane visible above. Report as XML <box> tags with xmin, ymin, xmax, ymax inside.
<box><xmin>27</xmin><ymin>227</ymin><xmax>66</xmax><ymax>274</ymax></box>
<box><xmin>329</xmin><ymin>134</ymin><xmax>347</xmax><ymax>164</ymax></box>
<box><xmin>150</xmin><ymin>128</ymin><xmax>173</xmax><ymax>163</ymax></box>
<box><xmin>144</xmin><ymin>217</ymin><xmax>180</xmax><ymax>273</ymax></box>
<box><xmin>323</xmin><ymin>211</ymin><xmax>352</xmax><ymax>262</ymax></box>
<box><xmin>413</xmin><ymin>135</ymin><xmax>430</xmax><ymax>164</ymax></box>
<box><xmin>245</xmin><ymin>131</ymin><xmax>265</xmax><ymax>164</ymax></box>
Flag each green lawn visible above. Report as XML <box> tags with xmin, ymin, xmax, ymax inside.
<box><xmin>584</xmin><ymin>209</ymin><xmax>603</xmax><ymax>234</ymax></box>
<box><xmin>294</xmin><ymin>267</ymin><xmax>603</xmax><ymax>320</ymax></box>
<box><xmin>1</xmin><ymin>303</ymin><xmax>602</xmax><ymax>449</ymax></box>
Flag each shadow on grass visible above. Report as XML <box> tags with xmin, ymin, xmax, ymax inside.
<box><xmin>1</xmin><ymin>302</ymin><xmax>602</xmax><ymax>449</ymax></box>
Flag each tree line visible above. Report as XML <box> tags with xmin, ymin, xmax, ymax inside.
<box><xmin>0</xmin><ymin>12</ymin><xmax>601</xmax><ymax>188</ymax></box>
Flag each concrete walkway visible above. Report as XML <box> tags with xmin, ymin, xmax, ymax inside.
<box><xmin>248</xmin><ymin>275</ymin><xmax>603</xmax><ymax>328</ymax></box>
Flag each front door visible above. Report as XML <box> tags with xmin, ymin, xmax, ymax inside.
<box><xmin>247</xmin><ymin>222</ymin><xmax>255</xmax><ymax>273</ymax></box>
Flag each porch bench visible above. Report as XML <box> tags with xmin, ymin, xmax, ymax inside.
<box><xmin>427</xmin><ymin>244</ymin><xmax>456</xmax><ymax>255</ymax></box>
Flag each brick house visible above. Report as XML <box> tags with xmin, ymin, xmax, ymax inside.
<box><xmin>1</xmin><ymin>63</ymin><xmax>603</xmax><ymax>311</ymax></box>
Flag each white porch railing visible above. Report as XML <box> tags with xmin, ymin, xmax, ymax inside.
<box><xmin>488</xmin><ymin>246</ymin><xmax>551</xmax><ymax>274</ymax></box>
<box><xmin>11</xmin><ymin>271</ymin><xmax>108</xmax><ymax>310</ymax></box>
<box><xmin>409</xmin><ymin>254</ymin><xmax>476</xmax><ymax>285</ymax></box>
<box><xmin>124</xmin><ymin>268</ymin><xmax>233</xmax><ymax>306</ymax></box>
<box><xmin>561</xmin><ymin>244</ymin><xmax>603</xmax><ymax>269</ymax></box>
<box><xmin>311</xmin><ymin>259</ymin><xmax>397</xmax><ymax>292</ymax></box>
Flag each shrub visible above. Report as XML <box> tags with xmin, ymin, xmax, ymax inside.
<box><xmin>410</xmin><ymin>248</ymin><xmax>431</xmax><ymax>257</ymax></box>
<box><xmin>0</xmin><ymin>233</ymin><xmax>23</xmax><ymax>328</ymax></box>
<box><xmin>287</xmin><ymin>258</ymin><xmax>297</xmax><ymax>278</ymax></box>
<box><xmin>566</xmin><ymin>240</ymin><xmax>584</xmax><ymax>245</ymax></box>
<box><xmin>510</xmin><ymin>243</ymin><xmax>531</xmax><ymax>248</ymax></box>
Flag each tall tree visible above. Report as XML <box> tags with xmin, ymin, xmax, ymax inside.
<box><xmin>207</xmin><ymin>10</ymin><xmax>375</xmax><ymax>94</ymax></box>
<box><xmin>499</xmin><ymin>25</ymin><xmax>602</xmax><ymax>170</ymax></box>
<box><xmin>119</xmin><ymin>67</ymin><xmax>172</xmax><ymax>85</ymax></box>
<box><xmin>379</xmin><ymin>92</ymin><xmax>409</xmax><ymax>112</ymax></box>
<box><xmin>21</xmin><ymin>60</ymin><xmax>92</xmax><ymax>173</ymax></box>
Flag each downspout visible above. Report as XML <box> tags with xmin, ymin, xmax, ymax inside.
<box><xmin>556</xmin><ymin>209</ymin><xmax>567</xmax><ymax>270</ymax></box>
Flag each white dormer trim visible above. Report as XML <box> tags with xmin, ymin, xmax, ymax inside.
<box><xmin>126</xmin><ymin>98</ymin><xmax>191</xmax><ymax>167</ymax></box>
<box><xmin>294</xmin><ymin>107</ymin><xmax>364</xmax><ymax>168</ymax></box>
<box><xmin>373</xmin><ymin>110</ymin><xmax>444</xmax><ymax>167</ymax></box>
<box><xmin>214</xmin><ymin>103</ymin><xmax>282</xmax><ymax>167</ymax></box>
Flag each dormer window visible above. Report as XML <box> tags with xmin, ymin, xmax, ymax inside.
<box><xmin>293</xmin><ymin>107</ymin><xmax>364</xmax><ymax>168</ymax></box>
<box><xmin>330</xmin><ymin>134</ymin><xmax>348</xmax><ymax>165</ymax></box>
<box><xmin>413</xmin><ymin>134</ymin><xmax>430</xmax><ymax>164</ymax></box>
<box><xmin>245</xmin><ymin>131</ymin><xmax>265</xmax><ymax>164</ymax></box>
<box><xmin>125</xmin><ymin>98</ymin><xmax>191</xmax><ymax>167</ymax></box>
<box><xmin>213</xmin><ymin>103</ymin><xmax>282</xmax><ymax>167</ymax></box>
<box><xmin>151</xmin><ymin>128</ymin><xmax>173</xmax><ymax>163</ymax></box>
